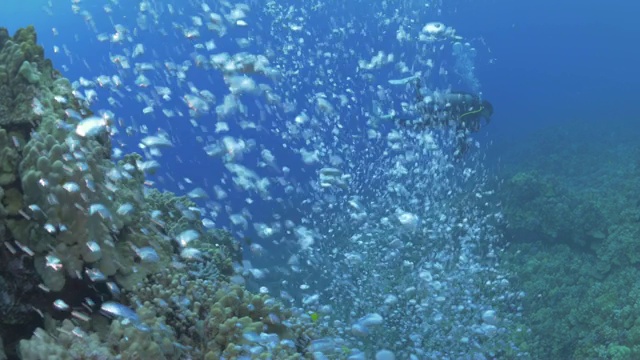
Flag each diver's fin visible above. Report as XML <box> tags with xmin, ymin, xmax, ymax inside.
<box><xmin>388</xmin><ymin>72</ymin><xmax>421</xmax><ymax>86</ymax></box>
<box><xmin>371</xmin><ymin>100</ymin><xmax>396</xmax><ymax>121</ymax></box>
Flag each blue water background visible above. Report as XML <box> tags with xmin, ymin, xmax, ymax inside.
<box><xmin>2</xmin><ymin>0</ymin><xmax>639</xmax><ymax>233</ymax></box>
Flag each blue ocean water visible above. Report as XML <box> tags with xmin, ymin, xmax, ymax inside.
<box><xmin>2</xmin><ymin>0</ymin><xmax>640</xmax><ymax>358</ymax></box>
<box><xmin>5</xmin><ymin>0</ymin><xmax>638</xmax><ymax>190</ymax></box>
<box><xmin>5</xmin><ymin>1</ymin><xmax>638</xmax><ymax>130</ymax></box>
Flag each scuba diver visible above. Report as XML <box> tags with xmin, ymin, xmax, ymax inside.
<box><xmin>393</xmin><ymin>78</ymin><xmax>493</xmax><ymax>158</ymax></box>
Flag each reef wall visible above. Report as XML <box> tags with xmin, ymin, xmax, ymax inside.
<box><xmin>0</xmin><ymin>26</ymin><xmax>312</xmax><ymax>360</ymax></box>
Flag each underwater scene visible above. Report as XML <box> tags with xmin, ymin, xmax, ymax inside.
<box><xmin>0</xmin><ymin>0</ymin><xmax>639</xmax><ymax>359</ymax></box>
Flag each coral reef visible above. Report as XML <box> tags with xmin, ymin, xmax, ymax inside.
<box><xmin>0</xmin><ymin>25</ymin><xmax>151</xmax><ymax>295</ymax></box>
<box><xmin>125</xmin><ymin>265</ymin><xmax>310</xmax><ymax>359</ymax></box>
<box><xmin>0</xmin><ymin>26</ymin><xmax>313</xmax><ymax>359</ymax></box>
<box><xmin>501</xmin><ymin>170</ymin><xmax>606</xmax><ymax>247</ymax></box>
<box><xmin>499</xmin><ymin>120</ymin><xmax>640</xmax><ymax>359</ymax></box>
<box><xmin>18</xmin><ymin>256</ymin><xmax>312</xmax><ymax>360</ymax></box>
<box><xmin>0</xmin><ymin>26</ymin><xmax>57</xmax><ymax>128</ymax></box>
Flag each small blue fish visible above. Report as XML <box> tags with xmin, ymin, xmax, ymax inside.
<box><xmin>116</xmin><ymin>203</ymin><xmax>134</xmax><ymax>216</ymax></box>
<box><xmin>76</xmin><ymin>116</ymin><xmax>109</xmax><ymax>137</ymax></box>
<box><xmin>136</xmin><ymin>247</ymin><xmax>160</xmax><ymax>263</ymax></box>
<box><xmin>175</xmin><ymin>229</ymin><xmax>200</xmax><ymax>247</ymax></box>
<box><xmin>100</xmin><ymin>301</ymin><xmax>149</xmax><ymax>331</ymax></box>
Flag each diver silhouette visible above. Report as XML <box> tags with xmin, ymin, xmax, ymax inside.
<box><xmin>394</xmin><ymin>78</ymin><xmax>493</xmax><ymax>158</ymax></box>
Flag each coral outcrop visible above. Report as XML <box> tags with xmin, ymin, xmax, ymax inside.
<box><xmin>0</xmin><ymin>26</ymin><xmax>314</xmax><ymax>360</ymax></box>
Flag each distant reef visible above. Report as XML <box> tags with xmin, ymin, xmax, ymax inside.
<box><xmin>499</xmin><ymin>122</ymin><xmax>640</xmax><ymax>360</ymax></box>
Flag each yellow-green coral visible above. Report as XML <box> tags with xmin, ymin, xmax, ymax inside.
<box><xmin>19</xmin><ymin>313</ymin><xmax>179</xmax><ymax>360</ymax></box>
<box><xmin>128</xmin><ymin>265</ymin><xmax>312</xmax><ymax>359</ymax></box>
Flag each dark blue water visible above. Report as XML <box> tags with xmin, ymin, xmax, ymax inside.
<box><xmin>5</xmin><ymin>0</ymin><xmax>636</xmax><ymax>183</ymax></box>
<box><xmin>2</xmin><ymin>0</ymin><xmax>637</xmax><ymax>245</ymax></box>
<box><xmin>3</xmin><ymin>0</ymin><xmax>634</xmax><ymax>248</ymax></box>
